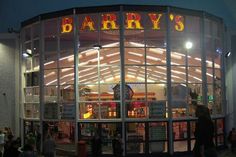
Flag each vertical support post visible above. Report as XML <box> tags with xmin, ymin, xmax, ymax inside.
<box><xmin>166</xmin><ymin>7</ymin><xmax>174</xmax><ymax>155</ymax></box>
<box><xmin>201</xmin><ymin>14</ymin><xmax>207</xmax><ymax>106</ymax></box>
<box><xmin>73</xmin><ymin>9</ymin><xmax>79</xmax><ymax>156</ymax></box>
<box><xmin>119</xmin><ymin>5</ymin><xmax>126</xmax><ymax>157</ymax></box>
<box><xmin>39</xmin><ymin>18</ymin><xmax>45</xmax><ymax>153</ymax></box>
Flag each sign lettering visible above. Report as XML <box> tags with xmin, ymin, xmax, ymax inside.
<box><xmin>61</xmin><ymin>12</ymin><xmax>185</xmax><ymax>33</ymax></box>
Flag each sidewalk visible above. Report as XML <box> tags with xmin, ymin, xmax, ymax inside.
<box><xmin>218</xmin><ymin>150</ymin><xmax>236</xmax><ymax>157</ymax></box>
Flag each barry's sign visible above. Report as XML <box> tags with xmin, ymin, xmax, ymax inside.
<box><xmin>61</xmin><ymin>12</ymin><xmax>184</xmax><ymax>33</ymax></box>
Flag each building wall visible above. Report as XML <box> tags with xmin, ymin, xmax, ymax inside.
<box><xmin>0</xmin><ymin>0</ymin><xmax>235</xmax><ymax>33</ymax></box>
<box><xmin>0</xmin><ymin>34</ymin><xmax>19</xmax><ymax>135</ymax></box>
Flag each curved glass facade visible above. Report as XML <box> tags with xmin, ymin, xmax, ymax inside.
<box><xmin>20</xmin><ymin>5</ymin><xmax>225</xmax><ymax>156</ymax></box>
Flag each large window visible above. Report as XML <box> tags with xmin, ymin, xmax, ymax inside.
<box><xmin>21</xmin><ymin>6</ymin><xmax>225</xmax><ymax>156</ymax></box>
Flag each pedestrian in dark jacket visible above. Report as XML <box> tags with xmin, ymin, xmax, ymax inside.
<box><xmin>43</xmin><ymin>134</ymin><xmax>56</xmax><ymax>157</ymax></box>
<box><xmin>228</xmin><ymin>127</ymin><xmax>236</xmax><ymax>152</ymax></box>
<box><xmin>193</xmin><ymin>105</ymin><xmax>217</xmax><ymax>157</ymax></box>
<box><xmin>91</xmin><ymin>133</ymin><xmax>102</xmax><ymax>157</ymax></box>
<box><xmin>112</xmin><ymin>134</ymin><xmax>123</xmax><ymax>157</ymax></box>
<box><xmin>19</xmin><ymin>144</ymin><xmax>37</xmax><ymax>157</ymax></box>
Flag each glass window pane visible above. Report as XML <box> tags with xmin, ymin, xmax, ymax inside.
<box><xmin>149</xmin><ymin>142</ymin><xmax>168</xmax><ymax>153</ymax></box>
<box><xmin>147</xmin><ymin>84</ymin><xmax>166</xmax><ymax>100</ymax></box>
<box><xmin>101</xmin><ymin>123</ymin><xmax>121</xmax><ymax>154</ymax></box>
<box><xmin>147</xmin><ymin>66</ymin><xmax>167</xmax><ymax>83</ymax></box>
<box><xmin>24</xmin><ymin>103</ymin><xmax>39</xmax><ymax>118</ymax></box>
<box><xmin>44</xmin><ymin>86</ymin><xmax>58</xmax><ymax>103</ymax></box>
<box><xmin>173</xmin><ymin>122</ymin><xmax>187</xmax><ymax>140</ymax></box>
<box><xmin>43</xmin><ymin>121</ymin><xmax>75</xmax><ymax>144</ymax></box>
<box><xmin>125</xmin><ymin>48</ymin><xmax>145</xmax><ymax>65</ymax></box>
<box><xmin>124</xmin><ymin>30</ymin><xmax>145</xmax><ymax>47</ymax></box>
<box><xmin>59</xmin><ymin>68</ymin><xmax>74</xmax><ymax>85</ymax></box>
<box><xmin>44</xmin><ymin>102</ymin><xmax>58</xmax><ymax>119</ymax></box>
<box><xmin>127</xmin><ymin>101</ymin><xmax>147</xmax><ymax>118</ymax></box>
<box><xmin>188</xmin><ymin>84</ymin><xmax>202</xmax><ymax>116</ymax></box>
<box><xmin>60</xmin><ymin>85</ymin><xmax>74</xmax><ymax>102</ymax></box>
<box><xmin>188</xmin><ymin>66</ymin><xmax>202</xmax><ymax>83</ymax></box>
<box><xmin>171</xmin><ymin>66</ymin><xmax>186</xmax><ymax>83</ymax></box>
<box><xmin>79</xmin><ymin>102</ymin><xmax>99</xmax><ymax>119</ymax></box>
<box><xmin>44</xmin><ymin>19</ymin><xmax>58</xmax><ymax>36</ymax></box>
<box><xmin>79</xmin><ymin>85</ymin><xmax>98</xmax><ymax>101</ymax></box>
<box><xmin>100</xmin><ymin>47</ymin><xmax>120</xmax><ymax>65</ymax></box>
<box><xmin>100</xmin><ymin>30</ymin><xmax>120</xmax><ymax>47</ymax></box>
<box><xmin>149</xmin><ymin>101</ymin><xmax>167</xmax><ymax>119</ymax></box>
<box><xmin>101</xmin><ymin>66</ymin><xmax>120</xmax><ymax>83</ymax></box>
<box><xmin>190</xmin><ymin>121</ymin><xmax>196</xmax><ymax>138</ymax></box>
<box><xmin>78</xmin><ymin>66</ymin><xmax>98</xmax><ymax>84</ymax></box>
<box><xmin>44</xmin><ymin>70</ymin><xmax>57</xmax><ymax>86</ymax></box>
<box><xmin>33</xmin><ymin>40</ymin><xmax>40</xmax><ymax>55</ymax></box>
<box><xmin>125</xmin><ymin>66</ymin><xmax>145</xmax><ymax>83</ymax></box>
<box><xmin>145</xmin><ymin>30</ymin><xmax>166</xmax><ymax>48</ymax></box>
<box><xmin>214</xmin><ymin>84</ymin><xmax>222</xmax><ymax>114</ymax></box>
<box><xmin>174</xmin><ymin>141</ymin><xmax>187</xmax><ymax>152</ymax></box>
<box><xmin>126</xmin><ymin>123</ymin><xmax>145</xmax><ymax>153</ymax></box>
<box><xmin>60</xmin><ymin>104</ymin><xmax>75</xmax><ymax>119</ymax></box>
<box><xmin>100</xmin><ymin>102</ymin><xmax>120</xmax><ymax>119</ymax></box>
<box><xmin>147</xmin><ymin>48</ymin><xmax>166</xmax><ymax>65</ymax></box>
<box><xmin>149</xmin><ymin>122</ymin><xmax>167</xmax><ymax>140</ymax></box>
<box><xmin>25</xmin><ymin>27</ymin><xmax>31</xmax><ymax>41</ymax></box>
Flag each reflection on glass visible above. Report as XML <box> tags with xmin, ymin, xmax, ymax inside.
<box><xmin>24</xmin><ymin>103</ymin><xmax>40</xmax><ymax>118</ymax></box>
<box><xmin>126</xmin><ymin>123</ymin><xmax>145</xmax><ymax>154</ymax></box>
<box><xmin>60</xmin><ymin>86</ymin><xmax>74</xmax><ymax>102</ymax></box>
<box><xmin>149</xmin><ymin>142</ymin><xmax>168</xmax><ymax>153</ymax></box>
<box><xmin>215</xmin><ymin>83</ymin><xmax>222</xmax><ymax>114</ymax></box>
<box><xmin>147</xmin><ymin>84</ymin><xmax>166</xmax><ymax>100</ymax></box>
<box><xmin>59</xmin><ymin>68</ymin><xmax>74</xmax><ymax>85</ymax></box>
<box><xmin>147</xmin><ymin>66</ymin><xmax>167</xmax><ymax>83</ymax></box>
<box><xmin>43</xmin><ymin>121</ymin><xmax>75</xmax><ymax>144</ymax></box>
<box><xmin>79</xmin><ymin>85</ymin><xmax>99</xmax><ymax>101</ymax></box>
<box><xmin>188</xmin><ymin>84</ymin><xmax>202</xmax><ymax>116</ymax></box>
<box><xmin>174</xmin><ymin>141</ymin><xmax>188</xmax><ymax>152</ymax></box>
<box><xmin>173</xmin><ymin>122</ymin><xmax>187</xmax><ymax>140</ymax></box>
<box><xmin>171</xmin><ymin>66</ymin><xmax>186</xmax><ymax>83</ymax></box>
<box><xmin>126</xmin><ymin>101</ymin><xmax>147</xmax><ymax>118</ymax></box>
<box><xmin>190</xmin><ymin>121</ymin><xmax>196</xmax><ymax>138</ymax></box>
<box><xmin>78</xmin><ymin>67</ymin><xmax>98</xmax><ymax>84</ymax></box>
<box><xmin>44</xmin><ymin>86</ymin><xmax>57</xmax><ymax>103</ymax></box>
<box><xmin>79</xmin><ymin>102</ymin><xmax>99</xmax><ymax>119</ymax></box>
<box><xmin>172</xmin><ymin>84</ymin><xmax>188</xmax><ymax>117</ymax></box>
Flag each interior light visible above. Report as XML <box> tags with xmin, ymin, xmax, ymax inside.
<box><xmin>102</xmin><ymin>42</ymin><xmax>119</xmax><ymax>48</ymax></box>
<box><xmin>128</xmin><ymin>51</ymin><xmax>143</xmax><ymax>57</ymax></box>
<box><xmin>185</xmin><ymin>41</ymin><xmax>193</xmax><ymax>50</ymax></box>
<box><xmin>106</xmin><ymin>52</ymin><xmax>119</xmax><ymax>57</ymax></box>
<box><xmin>129</xmin><ymin>42</ymin><xmax>145</xmax><ymax>47</ymax></box>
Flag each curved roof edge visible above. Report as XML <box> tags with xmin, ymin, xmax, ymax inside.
<box><xmin>21</xmin><ymin>4</ymin><xmax>223</xmax><ymax>28</ymax></box>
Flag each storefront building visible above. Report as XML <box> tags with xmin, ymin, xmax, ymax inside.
<box><xmin>21</xmin><ymin>5</ymin><xmax>225</xmax><ymax>156</ymax></box>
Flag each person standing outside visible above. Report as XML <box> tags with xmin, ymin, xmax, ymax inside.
<box><xmin>91</xmin><ymin>133</ymin><xmax>102</xmax><ymax>157</ymax></box>
<box><xmin>0</xmin><ymin>131</ymin><xmax>5</xmax><ymax>157</ymax></box>
<box><xmin>228</xmin><ymin>127</ymin><xmax>236</xmax><ymax>152</ymax></box>
<box><xmin>43</xmin><ymin>134</ymin><xmax>56</xmax><ymax>157</ymax></box>
<box><xmin>193</xmin><ymin>105</ymin><xmax>217</xmax><ymax>157</ymax></box>
<box><xmin>112</xmin><ymin>133</ymin><xmax>123</xmax><ymax>157</ymax></box>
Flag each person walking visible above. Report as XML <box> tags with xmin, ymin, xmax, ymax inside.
<box><xmin>193</xmin><ymin>105</ymin><xmax>217</xmax><ymax>157</ymax></box>
<box><xmin>112</xmin><ymin>133</ymin><xmax>123</xmax><ymax>157</ymax></box>
<box><xmin>228</xmin><ymin>127</ymin><xmax>236</xmax><ymax>152</ymax></box>
<box><xmin>91</xmin><ymin>133</ymin><xmax>102</xmax><ymax>157</ymax></box>
<box><xmin>0</xmin><ymin>131</ymin><xmax>5</xmax><ymax>157</ymax></box>
<box><xmin>19</xmin><ymin>144</ymin><xmax>37</xmax><ymax>157</ymax></box>
<box><xmin>43</xmin><ymin>134</ymin><xmax>56</xmax><ymax>157</ymax></box>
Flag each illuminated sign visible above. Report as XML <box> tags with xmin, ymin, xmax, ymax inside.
<box><xmin>61</xmin><ymin>12</ymin><xmax>184</xmax><ymax>33</ymax></box>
